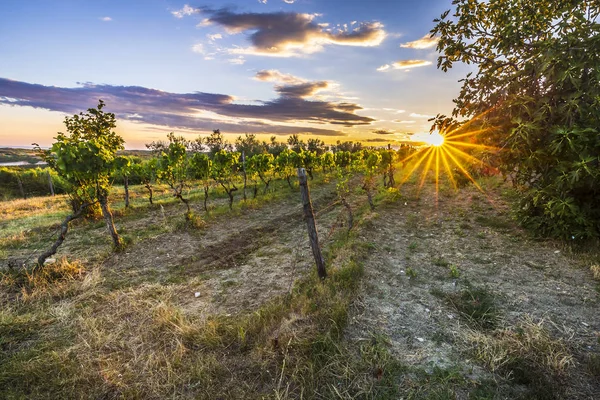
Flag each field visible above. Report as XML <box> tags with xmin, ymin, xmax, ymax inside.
<box><xmin>1</xmin><ymin>170</ymin><xmax>599</xmax><ymax>399</ymax></box>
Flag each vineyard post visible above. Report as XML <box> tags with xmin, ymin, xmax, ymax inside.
<box><xmin>47</xmin><ymin>171</ymin><xmax>55</xmax><ymax>196</ymax></box>
<box><xmin>297</xmin><ymin>168</ymin><xmax>327</xmax><ymax>280</ymax></box>
<box><xmin>16</xmin><ymin>173</ymin><xmax>25</xmax><ymax>199</ymax></box>
<box><xmin>242</xmin><ymin>150</ymin><xmax>247</xmax><ymax>201</ymax></box>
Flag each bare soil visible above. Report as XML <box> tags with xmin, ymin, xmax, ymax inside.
<box><xmin>345</xmin><ymin>180</ymin><xmax>600</xmax><ymax>398</ymax></box>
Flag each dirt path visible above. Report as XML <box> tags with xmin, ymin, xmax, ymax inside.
<box><xmin>105</xmin><ymin>180</ymin><xmax>347</xmax><ymax>316</ymax></box>
<box><xmin>346</xmin><ymin>181</ymin><xmax>600</xmax><ymax>398</ymax></box>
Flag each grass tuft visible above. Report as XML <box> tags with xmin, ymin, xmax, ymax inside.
<box><xmin>437</xmin><ymin>286</ymin><xmax>499</xmax><ymax>330</ymax></box>
<box><xmin>468</xmin><ymin>317</ymin><xmax>574</xmax><ymax>399</ymax></box>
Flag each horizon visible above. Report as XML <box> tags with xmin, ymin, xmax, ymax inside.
<box><xmin>0</xmin><ymin>0</ymin><xmax>471</xmax><ymax>150</ymax></box>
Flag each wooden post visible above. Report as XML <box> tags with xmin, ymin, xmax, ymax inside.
<box><xmin>47</xmin><ymin>172</ymin><xmax>55</xmax><ymax>196</ymax></box>
<box><xmin>16</xmin><ymin>174</ymin><xmax>25</xmax><ymax>199</ymax></box>
<box><xmin>242</xmin><ymin>150</ymin><xmax>247</xmax><ymax>201</ymax></box>
<box><xmin>297</xmin><ymin>168</ymin><xmax>327</xmax><ymax>279</ymax></box>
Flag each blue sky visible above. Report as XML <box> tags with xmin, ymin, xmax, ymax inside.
<box><xmin>0</xmin><ymin>0</ymin><xmax>471</xmax><ymax>149</ymax></box>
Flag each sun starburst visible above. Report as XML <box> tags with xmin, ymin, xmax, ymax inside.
<box><xmin>400</xmin><ymin>112</ymin><xmax>501</xmax><ymax>201</ymax></box>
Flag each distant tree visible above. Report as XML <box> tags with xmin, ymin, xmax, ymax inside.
<box><xmin>320</xmin><ymin>152</ymin><xmax>335</xmax><ymax>173</ymax></box>
<box><xmin>247</xmin><ymin>153</ymin><xmax>274</xmax><ymax>194</ymax></box>
<box><xmin>189</xmin><ymin>152</ymin><xmax>212</xmax><ymax>212</ymax></box>
<box><xmin>34</xmin><ymin>100</ymin><xmax>125</xmax><ymax>264</ymax></box>
<box><xmin>287</xmin><ymin>134</ymin><xmax>306</xmax><ymax>153</ymax></box>
<box><xmin>211</xmin><ymin>150</ymin><xmax>240</xmax><ymax>210</ymax></box>
<box><xmin>114</xmin><ymin>156</ymin><xmax>133</xmax><ymax>208</ymax></box>
<box><xmin>334</xmin><ymin>151</ymin><xmax>352</xmax><ymax>169</ymax></box>
<box><xmin>357</xmin><ymin>150</ymin><xmax>381</xmax><ymax>210</ymax></box>
<box><xmin>301</xmin><ymin>151</ymin><xmax>318</xmax><ymax>180</ymax></box>
<box><xmin>275</xmin><ymin>149</ymin><xmax>296</xmax><ymax>189</ymax></box>
<box><xmin>379</xmin><ymin>150</ymin><xmax>396</xmax><ymax>188</ymax></box>
<box><xmin>307</xmin><ymin>138</ymin><xmax>326</xmax><ymax>155</ymax></box>
<box><xmin>264</xmin><ymin>136</ymin><xmax>288</xmax><ymax>157</ymax></box>
<box><xmin>235</xmin><ymin>133</ymin><xmax>264</xmax><ymax>158</ymax></box>
<box><xmin>131</xmin><ymin>159</ymin><xmax>158</xmax><ymax>205</ymax></box>
<box><xmin>433</xmin><ymin>0</ymin><xmax>600</xmax><ymax>240</ymax></box>
<box><xmin>204</xmin><ymin>129</ymin><xmax>232</xmax><ymax>157</ymax></box>
<box><xmin>156</xmin><ymin>133</ymin><xmax>192</xmax><ymax>216</ymax></box>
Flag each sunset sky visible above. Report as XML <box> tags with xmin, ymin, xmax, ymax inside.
<box><xmin>0</xmin><ymin>0</ymin><xmax>472</xmax><ymax>149</ymax></box>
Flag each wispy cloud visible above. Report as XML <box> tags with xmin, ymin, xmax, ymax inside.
<box><xmin>400</xmin><ymin>34</ymin><xmax>439</xmax><ymax>49</ymax></box>
<box><xmin>100</xmin><ymin>16</ymin><xmax>112</xmax><ymax>22</ymax></box>
<box><xmin>0</xmin><ymin>76</ymin><xmax>375</xmax><ymax>135</ymax></box>
<box><xmin>373</xmin><ymin>129</ymin><xmax>394</xmax><ymax>135</ymax></box>
<box><xmin>409</xmin><ymin>112</ymin><xmax>434</xmax><ymax>118</ymax></box>
<box><xmin>191</xmin><ymin>43</ymin><xmax>205</xmax><ymax>54</ymax></box>
<box><xmin>207</xmin><ymin>33</ymin><xmax>223</xmax><ymax>41</ymax></box>
<box><xmin>183</xmin><ymin>8</ymin><xmax>385</xmax><ymax>57</ymax></box>
<box><xmin>393</xmin><ymin>120</ymin><xmax>416</xmax><ymax>124</ymax></box>
<box><xmin>377</xmin><ymin>60</ymin><xmax>432</xmax><ymax>71</ymax></box>
<box><xmin>227</xmin><ymin>56</ymin><xmax>246</xmax><ymax>65</ymax></box>
<box><xmin>254</xmin><ymin>69</ymin><xmax>304</xmax><ymax>84</ymax></box>
<box><xmin>171</xmin><ymin>4</ymin><xmax>197</xmax><ymax>18</ymax></box>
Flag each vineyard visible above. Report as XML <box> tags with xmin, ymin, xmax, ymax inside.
<box><xmin>0</xmin><ymin>101</ymin><xmax>599</xmax><ymax>399</ymax></box>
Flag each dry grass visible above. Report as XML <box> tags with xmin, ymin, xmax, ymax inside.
<box><xmin>467</xmin><ymin>316</ymin><xmax>574</xmax><ymax>399</ymax></box>
<box><xmin>0</xmin><ymin>194</ymin><xmax>70</xmax><ymax>222</ymax></box>
<box><xmin>590</xmin><ymin>264</ymin><xmax>600</xmax><ymax>280</ymax></box>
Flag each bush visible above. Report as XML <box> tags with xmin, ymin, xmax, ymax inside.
<box><xmin>0</xmin><ymin>167</ymin><xmax>69</xmax><ymax>200</ymax></box>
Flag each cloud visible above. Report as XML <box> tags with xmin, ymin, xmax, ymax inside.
<box><xmin>254</xmin><ymin>69</ymin><xmax>304</xmax><ymax>84</ymax></box>
<box><xmin>207</xmin><ymin>33</ymin><xmax>223</xmax><ymax>41</ymax></box>
<box><xmin>227</xmin><ymin>56</ymin><xmax>246</xmax><ymax>65</ymax></box>
<box><xmin>400</xmin><ymin>34</ymin><xmax>439</xmax><ymax>49</ymax></box>
<box><xmin>283</xmin><ymin>0</ymin><xmax>296</xmax><ymax>3</ymax></box>
<box><xmin>100</xmin><ymin>17</ymin><xmax>112</xmax><ymax>22</ymax></box>
<box><xmin>409</xmin><ymin>112</ymin><xmax>434</xmax><ymax>119</ymax></box>
<box><xmin>172</xmin><ymin>4</ymin><xmax>197</xmax><ymax>18</ymax></box>
<box><xmin>190</xmin><ymin>8</ymin><xmax>386</xmax><ymax>57</ymax></box>
<box><xmin>191</xmin><ymin>43</ymin><xmax>205</xmax><ymax>54</ymax></box>
<box><xmin>373</xmin><ymin>129</ymin><xmax>394</xmax><ymax>135</ymax></box>
<box><xmin>378</xmin><ymin>60</ymin><xmax>432</xmax><ymax>71</ymax></box>
<box><xmin>0</xmin><ymin>77</ymin><xmax>374</xmax><ymax>134</ymax></box>
<box><xmin>392</xmin><ymin>60</ymin><xmax>432</xmax><ymax>69</ymax></box>
<box><xmin>393</xmin><ymin>120</ymin><xmax>416</xmax><ymax>124</ymax></box>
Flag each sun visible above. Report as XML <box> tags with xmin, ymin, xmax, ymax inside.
<box><xmin>424</xmin><ymin>131</ymin><xmax>445</xmax><ymax>147</ymax></box>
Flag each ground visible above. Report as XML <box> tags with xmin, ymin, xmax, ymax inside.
<box><xmin>1</xmin><ymin>173</ymin><xmax>599</xmax><ymax>399</ymax></box>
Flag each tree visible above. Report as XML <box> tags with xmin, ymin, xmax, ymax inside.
<box><xmin>247</xmin><ymin>153</ymin><xmax>274</xmax><ymax>194</ymax></box>
<box><xmin>321</xmin><ymin>152</ymin><xmax>335</xmax><ymax>173</ymax></box>
<box><xmin>156</xmin><ymin>133</ymin><xmax>192</xmax><ymax>216</ymax></box>
<box><xmin>235</xmin><ymin>133</ymin><xmax>264</xmax><ymax>158</ymax></box>
<box><xmin>379</xmin><ymin>150</ymin><xmax>396</xmax><ymax>188</ymax></box>
<box><xmin>357</xmin><ymin>150</ymin><xmax>381</xmax><ymax>210</ymax></box>
<box><xmin>264</xmin><ymin>136</ymin><xmax>288</xmax><ymax>157</ymax></box>
<box><xmin>204</xmin><ymin>129</ymin><xmax>232</xmax><ymax>157</ymax></box>
<box><xmin>432</xmin><ymin>0</ymin><xmax>600</xmax><ymax>240</ymax></box>
<box><xmin>114</xmin><ymin>156</ymin><xmax>133</xmax><ymax>208</ymax></box>
<box><xmin>131</xmin><ymin>159</ymin><xmax>158</xmax><ymax>205</ymax></box>
<box><xmin>307</xmin><ymin>138</ymin><xmax>326</xmax><ymax>155</ymax></box>
<box><xmin>275</xmin><ymin>149</ymin><xmax>296</xmax><ymax>189</ymax></box>
<box><xmin>211</xmin><ymin>150</ymin><xmax>240</xmax><ymax>210</ymax></box>
<box><xmin>287</xmin><ymin>134</ymin><xmax>306</xmax><ymax>153</ymax></box>
<box><xmin>35</xmin><ymin>100</ymin><xmax>125</xmax><ymax>262</ymax></box>
<box><xmin>189</xmin><ymin>153</ymin><xmax>212</xmax><ymax>212</ymax></box>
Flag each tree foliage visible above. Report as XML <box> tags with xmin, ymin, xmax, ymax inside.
<box><xmin>433</xmin><ymin>0</ymin><xmax>600</xmax><ymax>240</ymax></box>
<box><xmin>35</xmin><ymin>100</ymin><xmax>125</xmax><ymax>253</ymax></box>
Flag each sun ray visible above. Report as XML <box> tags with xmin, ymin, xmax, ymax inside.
<box><xmin>435</xmin><ymin>147</ymin><xmax>440</xmax><ymax>205</ymax></box>
<box><xmin>444</xmin><ymin>140</ymin><xmax>499</xmax><ymax>151</ymax></box>
<box><xmin>400</xmin><ymin>147</ymin><xmax>433</xmax><ymax>185</ymax></box>
<box><xmin>440</xmin><ymin>146</ymin><xmax>485</xmax><ymax>193</ymax></box>
<box><xmin>444</xmin><ymin>127</ymin><xmax>492</xmax><ymax>141</ymax></box>
<box><xmin>418</xmin><ymin>147</ymin><xmax>436</xmax><ymax>194</ymax></box>
<box><xmin>439</xmin><ymin>146</ymin><xmax>458</xmax><ymax>190</ymax></box>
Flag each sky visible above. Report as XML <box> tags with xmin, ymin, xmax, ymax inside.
<box><xmin>0</xmin><ymin>0</ymin><xmax>472</xmax><ymax>149</ymax></box>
